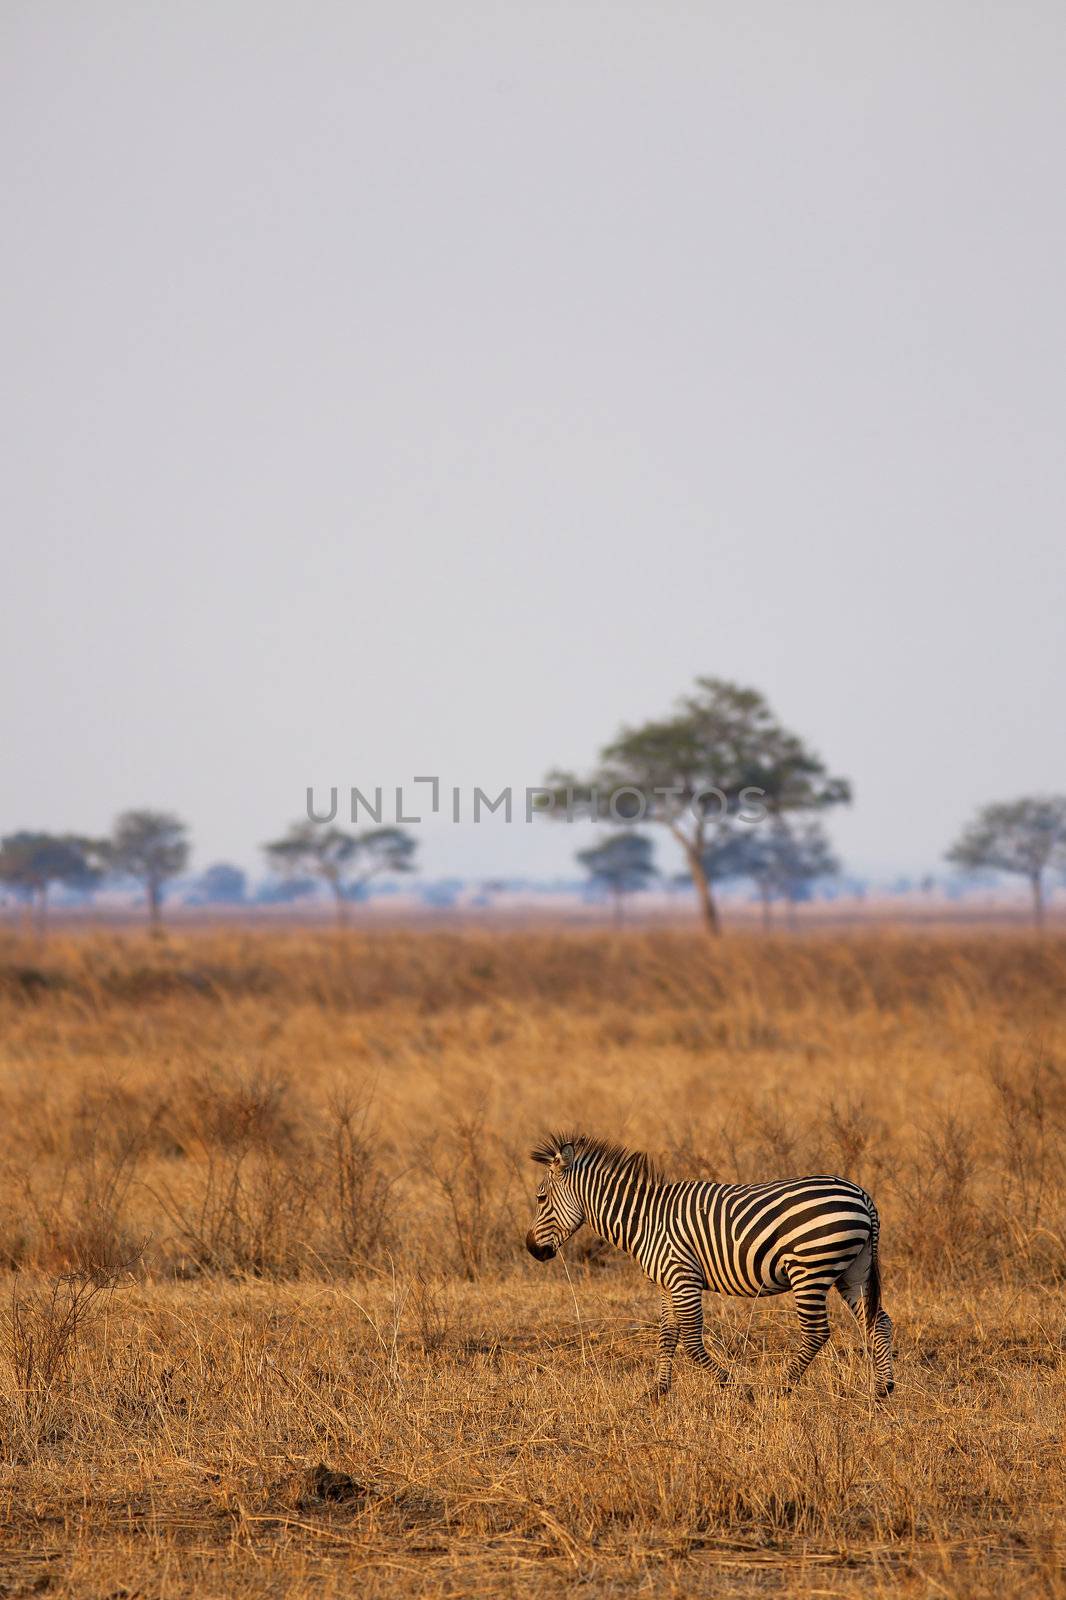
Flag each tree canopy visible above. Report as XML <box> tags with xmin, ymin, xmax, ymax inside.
<box><xmin>947</xmin><ymin>796</ymin><xmax>1066</xmax><ymax>928</ymax></box>
<box><xmin>108</xmin><ymin>810</ymin><xmax>190</xmax><ymax>928</ymax></box>
<box><xmin>576</xmin><ymin>832</ymin><xmax>657</xmax><ymax>925</ymax></box>
<box><xmin>712</xmin><ymin>817</ymin><xmax>839</xmax><ymax>928</ymax></box>
<box><xmin>263</xmin><ymin>823</ymin><xmax>416</xmax><ymax>922</ymax></box>
<box><xmin>0</xmin><ymin>832</ymin><xmax>104</xmax><ymax>930</ymax></box>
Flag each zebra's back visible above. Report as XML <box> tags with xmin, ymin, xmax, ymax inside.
<box><xmin>653</xmin><ymin>1173</ymin><xmax>875</xmax><ymax>1298</ymax></box>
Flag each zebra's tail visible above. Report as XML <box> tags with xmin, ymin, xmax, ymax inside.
<box><xmin>864</xmin><ymin>1209</ymin><xmax>882</xmax><ymax>1337</ymax></box>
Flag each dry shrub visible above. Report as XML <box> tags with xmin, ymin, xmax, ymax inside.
<box><xmin>141</xmin><ymin>1068</ymin><xmax>402</xmax><ymax>1278</ymax></box>
<box><xmin>409</xmin><ymin>1272</ymin><xmax>451</xmax><ymax>1354</ymax></box>
<box><xmin>421</xmin><ymin>1111</ymin><xmax>522</xmax><ymax>1279</ymax></box>
<box><xmin>320</xmin><ymin>1089</ymin><xmax>398</xmax><ymax>1268</ymax></box>
<box><xmin>987</xmin><ymin>1046</ymin><xmax>1066</xmax><ymax>1270</ymax></box>
<box><xmin>152</xmin><ymin>1141</ymin><xmax>320</xmax><ymax>1277</ymax></box>
<box><xmin>169</xmin><ymin>1061</ymin><xmax>295</xmax><ymax>1153</ymax></box>
<box><xmin>148</xmin><ymin>1066</ymin><xmax>315</xmax><ymax>1277</ymax></box>
<box><xmin>1</xmin><ymin>1081</ymin><xmax>162</xmax><ymax>1273</ymax></box>
<box><xmin>3</xmin><ymin>1254</ymin><xmax>138</xmax><ymax>1458</ymax></box>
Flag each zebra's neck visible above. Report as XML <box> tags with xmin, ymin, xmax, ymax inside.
<box><xmin>574</xmin><ymin>1159</ymin><xmax>655</xmax><ymax>1257</ymax></box>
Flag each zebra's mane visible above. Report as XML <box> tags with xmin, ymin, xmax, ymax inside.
<box><xmin>530</xmin><ymin>1131</ymin><xmax>663</xmax><ymax>1185</ymax></box>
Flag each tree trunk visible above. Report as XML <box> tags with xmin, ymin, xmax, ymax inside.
<box><xmin>36</xmin><ymin>887</ymin><xmax>48</xmax><ymax>939</ymax></box>
<box><xmin>759</xmin><ymin>881</ymin><xmax>772</xmax><ymax>933</ymax></box>
<box><xmin>686</xmin><ymin>848</ymin><xmax>721</xmax><ymax>936</ymax></box>
<box><xmin>1031</xmin><ymin>872</ymin><xmax>1045</xmax><ymax>931</ymax></box>
<box><xmin>147</xmin><ymin>875</ymin><xmax>161</xmax><ymax>930</ymax></box>
<box><xmin>612</xmin><ymin>890</ymin><xmax>624</xmax><ymax>929</ymax></box>
<box><xmin>333</xmin><ymin>884</ymin><xmax>349</xmax><ymax>926</ymax></box>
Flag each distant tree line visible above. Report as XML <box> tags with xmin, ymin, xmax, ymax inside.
<box><xmin>2</xmin><ymin>675</ymin><xmax>1063</xmax><ymax>935</ymax></box>
<box><xmin>0</xmin><ymin>811</ymin><xmax>191</xmax><ymax>934</ymax></box>
<box><xmin>0</xmin><ymin>812</ymin><xmax>419</xmax><ymax>932</ymax></box>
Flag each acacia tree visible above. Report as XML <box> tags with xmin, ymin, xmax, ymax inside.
<box><xmin>576</xmin><ymin>832</ymin><xmax>657</xmax><ymax>927</ymax></box>
<box><xmin>263</xmin><ymin>822</ymin><xmax>416</xmax><ymax>923</ymax></box>
<box><xmin>108</xmin><ymin>810</ymin><xmax>190</xmax><ymax>929</ymax></box>
<box><xmin>546</xmin><ymin>677</ymin><xmax>850</xmax><ymax>935</ymax></box>
<box><xmin>0</xmin><ymin>832</ymin><xmax>104</xmax><ymax>934</ymax></box>
<box><xmin>947</xmin><ymin>796</ymin><xmax>1066</xmax><ymax>929</ymax></box>
<box><xmin>719</xmin><ymin>817</ymin><xmax>839</xmax><ymax>931</ymax></box>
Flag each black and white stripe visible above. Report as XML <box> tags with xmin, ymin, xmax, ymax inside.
<box><xmin>526</xmin><ymin>1132</ymin><xmax>894</xmax><ymax>1398</ymax></box>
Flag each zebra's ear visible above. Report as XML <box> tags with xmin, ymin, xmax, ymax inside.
<box><xmin>558</xmin><ymin>1142</ymin><xmax>575</xmax><ymax>1170</ymax></box>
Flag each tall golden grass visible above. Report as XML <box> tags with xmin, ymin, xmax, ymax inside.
<box><xmin>0</xmin><ymin>928</ymin><xmax>1062</xmax><ymax>1596</ymax></box>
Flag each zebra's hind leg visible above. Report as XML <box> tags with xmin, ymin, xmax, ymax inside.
<box><xmin>652</xmin><ymin>1290</ymin><xmax>680</xmax><ymax>1399</ymax></box>
<box><xmin>783</xmin><ymin>1270</ymin><xmax>834</xmax><ymax>1388</ymax></box>
<box><xmin>870</xmin><ymin>1308</ymin><xmax>894</xmax><ymax>1398</ymax></box>
<box><xmin>837</xmin><ymin>1258</ymin><xmax>895</xmax><ymax>1399</ymax></box>
<box><xmin>672</xmin><ymin>1281</ymin><xmax>731</xmax><ymax>1385</ymax></box>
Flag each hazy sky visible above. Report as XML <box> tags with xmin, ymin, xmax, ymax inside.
<box><xmin>3</xmin><ymin>3</ymin><xmax>1065</xmax><ymax>882</ymax></box>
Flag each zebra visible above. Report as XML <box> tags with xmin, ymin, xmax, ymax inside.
<box><xmin>525</xmin><ymin>1132</ymin><xmax>894</xmax><ymax>1399</ymax></box>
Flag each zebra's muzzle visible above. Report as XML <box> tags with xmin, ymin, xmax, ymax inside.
<box><xmin>525</xmin><ymin>1231</ymin><xmax>556</xmax><ymax>1262</ymax></box>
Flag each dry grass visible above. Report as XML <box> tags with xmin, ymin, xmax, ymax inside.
<box><xmin>0</xmin><ymin>927</ymin><xmax>1062</xmax><ymax>1597</ymax></box>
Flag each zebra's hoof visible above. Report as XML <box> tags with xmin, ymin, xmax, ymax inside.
<box><xmin>875</xmin><ymin>1382</ymin><xmax>895</xmax><ymax>1401</ymax></box>
<box><xmin>647</xmin><ymin>1384</ymin><xmax>671</xmax><ymax>1405</ymax></box>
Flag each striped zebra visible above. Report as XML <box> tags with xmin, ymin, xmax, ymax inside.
<box><xmin>525</xmin><ymin>1132</ymin><xmax>894</xmax><ymax>1399</ymax></box>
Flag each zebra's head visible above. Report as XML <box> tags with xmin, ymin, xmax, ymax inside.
<box><xmin>526</xmin><ymin>1136</ymin><xmax>585</xmax><ymax>1262</ymax></box>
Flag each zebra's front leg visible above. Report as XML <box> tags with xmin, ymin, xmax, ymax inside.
<box><xmin>652</xmin><ymin>1291</ymin><xmax>680</xmax><ymax>1399</ymax></box>
<box><xmin>784</xmin><ymin>1271</ymin><xmax>833</xmax><ymax>1388</ymax></box>
<box><xmin>673</xmin><ymin>1281</ymin><xmax>730</xmax><ymax>1385</ymax></box>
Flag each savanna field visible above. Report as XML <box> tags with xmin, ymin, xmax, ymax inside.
<box><xmin>0</xmin><ymin>928</ymin><xmax>1062</xmax><ymax>1598</ymax></box>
